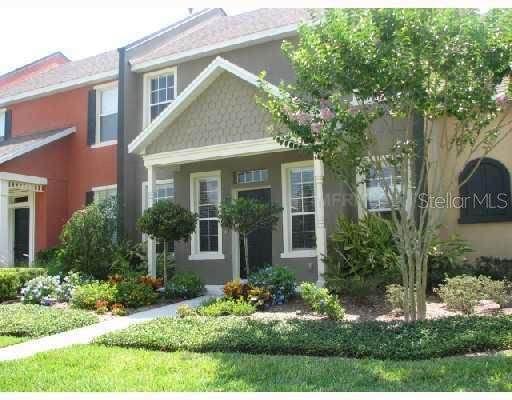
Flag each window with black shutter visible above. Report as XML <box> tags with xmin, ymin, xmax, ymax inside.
<box><xmin>459</xmin><ymin>157</ymin><xmax>512</xmax><ymax>223</ymax></box>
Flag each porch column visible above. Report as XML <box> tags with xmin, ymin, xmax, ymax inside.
<box><xmin>314</xmin><ymin>158</ymin><xmax>327</xmax><ymax>286</ymax></box>
<box><xmin>0</xmin><ymin>179</ymin><xmax>9</xmax><ymax>266</ymax></box>
<box><xmin>147</xmin><ymin>165</ymin><xmax>157</xmax><ymax>277</ymax></box>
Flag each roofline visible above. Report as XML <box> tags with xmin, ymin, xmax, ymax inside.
<box><xmin>124</xmin><ymin>8</ymin><xmax>225</xmax><ymax>51</ymax></box>
<box><xmin>0</xmin><ymin>127</ymin><xmax>76</xmax><ymax>165</ymax></box>
<box><xmin>130</xmin><ymin>23</ymin><xmax>299</xmax><ymax>73</ymax></box>
<box><xmin>0</xmin><ymin>70</ymin><xmax>117</xmax><ymax>107</ymax></box>
<box><xmin>0</xmin><ymin>52</ymin><xmax>69</xmax><ymax>82</ymax></box>
<box><xmin>128</xmin><ymin>56</ymin><xmax>279</xmax><ymax>154</ymax></box>
<box><xmin>0</xmin><ymin>172</ymin><xmax>48</xmax><ymax>185</ymax></box>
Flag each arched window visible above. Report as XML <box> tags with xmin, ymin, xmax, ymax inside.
<box><xmin>459</xmin><ymin>157</ymin><xmax>512</xmax><ymax>223</ymax></box>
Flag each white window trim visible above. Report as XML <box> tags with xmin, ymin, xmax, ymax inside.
<box><xmin>0</xmin><ymin>108</ymin><xmax>6</xmax><ymax>140</ymax></box>
<box><xmin>141</xmin><ymin>179</ymin><xmax>175</xmax><ymax>213</ymax></box>
<box><xmin>94</xmin><ymin>81</ymin><xmax>118</xmax><ymax>147</ymax></box>
<box><xmin>281</xmin><ymin>160</ymin><xmax>317</xmax><ymax>259</ymax></box>
<box><xmin>189</xmin><ymin>170</ymin><xmax>224</xmax><ymax>260</ymax></box>
<box><xmin>142</xmin><ymin>66</ymin><xmax>177</xmax><ymax>128</ymax></box>
<box><xmin>92</xmin><ymin>184</ymin><xmax>117</xmax><ymax>193</ymax></box>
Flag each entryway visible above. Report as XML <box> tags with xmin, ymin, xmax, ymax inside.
<box><xmin>235</xmin><ymin>188</ymin><xmax>273</xmax><ymax>279</ymax></box>
<box><xmin>14</xmin><ymin>207</ymin><xmax>30</xmax><ymax>265</ymax></box>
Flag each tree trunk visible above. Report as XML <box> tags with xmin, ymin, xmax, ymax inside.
<box><xmin>163</xmin><ymin>240</ymin><xmax>168</xmax><ymax>286</ymax></box>
<box><xmin>243</xmin><ymin>234</ymin><xmax>250</xmax><ymax>278</ymax></box>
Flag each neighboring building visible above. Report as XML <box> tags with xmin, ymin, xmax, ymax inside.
<box><xmin>0</xmin><ymin>51</ymin><xmax>119</xmax><ymax>266</ymax></box>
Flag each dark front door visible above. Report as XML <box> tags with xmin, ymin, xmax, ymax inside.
<box><xmin>14</xmin><ymin>208</ymin><xmax>30</xmax><ymax>265</ymax></box>
<box><xmin>238</xmin><ymin>188</ymin><xmax>273</xmax><ymax>278</ymax></box>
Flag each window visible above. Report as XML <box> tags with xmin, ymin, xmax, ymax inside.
<box><xmin>142</xmin><ymin>180</ymin><xmax>175</xmax><ymax>211</ymax></box>
<box><xmin>0</xmin><ymin>110</ymin><xmax>5</xmax><ymax>141</ymax></box>
<box><xmin>93</xmin><ymin>185</ymin><xmax>117</xmax><ymax>203</ymax></box>
<box><xmin>235</xmin><ymin>169</ymin><xmax>269</xmax><ymax>185</ymax></box>
<box><xmin>190</xmin><ymin>171</ymin><xmax>223</xmax><ymax>260</ymax></box>
<box><xmin>282</xmin><ymin>161</ymin><xmax>316</xmax><ymax>258</ymax></box>
<box><xmin>96</xmin><ymin>83</ymin><xmax>118</xmax><ymax>144</ymax></box>
<box><xmin>364</xmin><ymin>165</ymin><xmax>402</xmax><ymax>213</ymax></box>
<box><xmin>143</xmin><ymin>67</ymin><xmax>177</xmax><ymax>126</ymax></box>
<box><xmin>459</xmin><ymin>157</ymin><xmax>512</xmax><ymax>223</ymax></box>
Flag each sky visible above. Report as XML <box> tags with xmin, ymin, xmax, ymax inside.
<box><xmin>0</xmin><ymin>6</ymin><xmax>257</xmax><ymax>76</ymax></box>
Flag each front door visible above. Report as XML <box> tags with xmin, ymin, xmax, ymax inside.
<box><xmin>14</xmin><ymin>208</ymin><xmax>30</xmax><ymax>265</ymax></box>
<box><xmin>238</xmin><ymin>188</ymin><xmax>273</xmax><ymax>278</ymax></box>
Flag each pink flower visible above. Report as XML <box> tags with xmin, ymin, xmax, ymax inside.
<box><xmin>320</xmin><ymin>107</ymin><xmax>335</xmax><ymax>121</ymax></box>
<box><xmin>496</xmin><ymin>93</ymin><xmax>508</xmax><ymax>106</ymax></box>
<box><xmin>291</xmin><ymin>111</ymin><xmax>313</xmax><ymax>125</ymax></box>
<box><xmin>310</xmin><ymin>122</ymin><xmax>323</xmax><ymax>133</ymax></box>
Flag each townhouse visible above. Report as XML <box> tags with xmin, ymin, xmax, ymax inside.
<box><xmin>1</xmin><ymin>8</ymin><xmax>511</xmax><ymax>288</ymax></box>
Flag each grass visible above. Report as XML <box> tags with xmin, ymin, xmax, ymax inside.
<box><xmin>0</xmin><ymin>304</ymin><xmax>98</xmax><ymax>337</ymax></box>
<box><xmin>96</xmin><ymin>315</ymin><xmax>512</xmax><ymax>360</ymax></box>
<box><xmin>0</xmin><ymin>336</ymin><xmax>26</xmax><ymax>348</ymax></box>
<box><xmin>0</xmin><ymin>345</ymin><xmax>511</xmax><ymax>391</ymax></box>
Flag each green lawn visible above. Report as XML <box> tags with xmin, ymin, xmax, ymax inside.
<box><xmin>0</xmin><ymin>345</ymin><xmax>511</xmax><ymax>391</ymax></box>
<box><xmin>0</xmin><ymin>336</ymin><xmax>25</xmax><ymax>348</ymax></box>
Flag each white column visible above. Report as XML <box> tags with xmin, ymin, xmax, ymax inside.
<box><xmin>28</xmin><ymin>191</ymin><xmax>36</xmax><ymax>266</ymax></box>
<box><xmin>314</xmin><ymin>158</ymin><xmax>327</xmax><ymax>287</ymax></box>
<box><xmin>0</xmin><ymin>180</ymin><xmax>10</xmax><ymax>267</ymax></box>
<box><xmin>147</xmin><ymin>165</ymin><xmax>157</xmax><ymax>277</ymax></box>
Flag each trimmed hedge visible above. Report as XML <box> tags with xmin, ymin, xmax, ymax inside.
<box><xmin>0</xmin><ymin>268</ymin><xmax>46</xmax><ymax>301</ymax></box>
<box><xmin>96</xmin><ymin>315</ymin><xmax>512</xmax><ymax>360</ymax></box>
<box><xmin>0</xmin><ymin>304</ymin><xmax>98</xmax><ymax>337</ymax></box>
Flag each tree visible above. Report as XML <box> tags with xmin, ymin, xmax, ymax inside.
<box><xmin>58</xmin><ymin>197</ymin><xmax>118</xmax><ymax>279</ymax></box>
<box><xmin>138</xmin><ymin>201</ymin><xmax>197</xmax><ymax>285</ymax></box>
<box><xmin>218</xmin><ymin>198</ymin><xmax>282</xmax><ymax>276</ymax></box>
<box><xmin>260</xmin><ymin>9</ymin><xmax>512</xmax><ymax>321</ymax></box>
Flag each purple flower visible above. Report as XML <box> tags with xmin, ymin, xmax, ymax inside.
<box><xmin>496</xmin><ymin>93</ymin><xmax>508</xmax><ymax>106</ymax></box>
<box><xmin>311</xmin><ymin>122</ymin><xmax>323</xmax><ymax>133</ymax></box>
<box><xmin>320</xmin><ymin>107</ymin><xmax>335</xmax><ymax>121</ymax></box>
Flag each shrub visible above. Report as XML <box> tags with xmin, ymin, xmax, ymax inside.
<box><xmin>299</xmin><ymin>282</ymin><xmax>345</xmax><ymax>320</ymax></box>
<box><xmin>115</xmin><ymin>279</ymin><xmax>159</xmax><ymax>308</ymax></box>
<box><xmin>21</xmin><ymin>272</ymin><xmax>80</xmax><ymax>305</ymax></box>
<box><xmin>478</xmin><ymin>276</ymin><xmax>511</xmax><ymax>307</ymax></box>
<box><xmin>247</xmin><ymin>287</ymin><xmax>272</xmax><ymax>308</ymax></box>
<box><xmin>95</xmin><ymin>300</ymin><xmax>109</xmax><ymax>314</ymax></box>
<box><xmin>435</xmin><ymin>275</ymin><xmax>483</xmax><ymax>314</ymax></box>
<box><xmin>176</xmin><ymin>304</ymin><xmax>196</xmax><ymax>318</ymax></box>
<box><xmin>471</xmin><ymin>257</ymin><xmax>512</xmax><ymax>281</ymax></box>
<box><xmin>324</xmin><ymin>215</ymin><xmax>400</xmax><ymax>299</ymax></box>
<box><xmin>223</xmin><ymin>280</ymin><xmax>251</xmax><ymax>300</ymax></box>
<box><xmin>0</xmin><ymin>304</ymin><xmax>98</xmax><ymax>337</ymax></box>
<box><xmin>197</xmin><ymin>298</ymin><xmax>256</xmax><ymax>317</ymax></box>
<box><xmin>71</xmin><ymin>282</ymin><xmax>117</xmax><ymax>310</ymax></box>
<box><xmin>0</xmin><ymin>268</ymin><xmax>46</xmax><ymax>301</ymax></box>
<box><xmin>165</xmin><ymin>273</ymin><xmax>204</xmax><ymax>299</ymax></box>
<box><xmin>111</xmin><ymin>303</ymin><xmax>127</xmax><ymax>316</ymax></box>
<box><xmin>138</xmin><ymin>275</ymin><xmax>163</xmax><ymax>290</ymax></box>
<box><xmin>248</xmin><ymin>266</ymin><xmax>296</xmax><ymax>303</ymax></box>
<box><xmin>96</xmin><ymin>315</ymin><xmax>512</xmax><ymax>361</ymax></box>
<box><xmin>385</xmin><ymin>284</ymin><xmax>405</xmax><ymax>311</ymax></box>
<box><xmin>58</xmin><ymin>199</ymin><xmax>118</xmax><ymax>279</ymax></box>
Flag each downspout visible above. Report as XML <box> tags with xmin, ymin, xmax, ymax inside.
<box><xmin>116</xmin><ymin>47</ymin><xmax>126</xmax><ymax>239</ymax></box>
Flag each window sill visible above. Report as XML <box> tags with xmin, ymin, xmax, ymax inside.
<box><xmin>91</xmin><ymin>140</ymin><xmax>117</xmax><ymax>149</ymax></box>
<box><xmin>458</xmin><ymin>214</ymin><xmax>512</xmax><ymax>224</ymax></box>
<box><xmin>189</xmin><ymin>253</ymin><xmax>225</xmax><ymax>261</ymax></box>
<box><xmin>280</xmin><ymin>250</ymin><xmax>317</xmax><ymax>259</ymax></box>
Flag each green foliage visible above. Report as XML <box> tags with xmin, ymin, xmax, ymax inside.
<box><xmin>385</xmin><ymin>284</ymin><xmax>405</xmax><ymax>311</ymax></box>
<box><xmin>248</xmin><ymin>266</ymin><xmax>297</xmax><ymax>303</ymax></box>
<box><xmin>197</xmin><ymin>298</ymin><xmax>256</xmax><ymax>317</ymax></box>
<box><xmin>223</xmin><ymin>280</ymin><xmax>252</xmax><ymax>299</ymax></box>
<box><xmin>479</xmin><ymin>276</ymin><xmax>512</xmax><ymax>307</ymax></box>
<box><xmin>114</xmin><ymin>279</ymin><xmax>159</xmax><ymax>308</ymax></box>
<box><xmin>470</xmin><ymin>257</ymin><xmax>512</xmax><ymax>281</ymax></box>
<box><xmin>299</xmin><ymin>282</ymin><xmax>345</xmax><ymax>320</ymax></box>
<box><xmin>0</xmin><ymin>304</ymin><xmax>98</xmax><ymax>337</ymax></box>
<box><xmin>164</xmin><ymin>273</ymin><xmax>204</xmax><ymax>299</ymax></box>
<box><xmin>156</xmin><ymin>252</ymin><xmax>175</xmax><ymax>282</ymax></box>
<box><xmin>96</xmin><ymin>314</ymin><xmax>512</xmax><ymax>361</ymax></box>
<box><xmin>71</xmin><ymin>282</ymin><xmax>117</xmax><ymax>310</ymax></box>
<box><xmin>21</xmin><ymin>272</ymin><xmax>83</xmax><ymax>304</ymax></box>
<box><xmin>58</xmin><ymin>200</ymin><xmax>118</xmax><ymax>279</ymax></box>
<box><xmin>324</xmin><ymin>215</ymin><xmax>400</xmax><ymax>298</ymax></box>
<box><xmin>111</xmin><ymin>241</ymin><xmax>148</xmax><ymax>277</ymax></box>
<box><xmin>0</xmin><ymin>268</ymin><xmax>46</xmax><ymax>301</ymax></box>
<box><xmin>176</xmin><ymin>304</ymin><xmax>196</xmax><ymax>318</ymax></box>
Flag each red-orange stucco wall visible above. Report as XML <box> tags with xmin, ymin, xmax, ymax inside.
<box><xmin>0</xmin><ymin>83</ymin><xmax>117</xmax><ymax>251</ymax></box>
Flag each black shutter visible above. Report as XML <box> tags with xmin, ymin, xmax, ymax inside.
<box><xmin>4</xmin><ymin>109</ymin><xmax>12</xmax><ymax>140</ymax></box>
<box><xmin>85</xmin><ymin>191</ymin><xmax>95</xmax><ymax>206</ymax></box>
<box><xmin>87</xmin><ymin>90</ymin><xmax>96</xmax><ymax>145</ymax></box>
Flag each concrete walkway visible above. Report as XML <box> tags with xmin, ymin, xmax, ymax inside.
<box><xmin>0</xmin><ymin>296</ymin><xmax>210</xmax><ymax>362</ymax></box>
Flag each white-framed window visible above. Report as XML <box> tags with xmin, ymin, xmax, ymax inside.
<box><xmin>357</xmin><ymin>162</ymin><xmax>405</xmax><ymax>217</ymax></box>
<box><xmin>281</xmin><ymin>161</ymin><xmax>317</xmax><ymax>258</ymax></box>
<box><xmin>0</xmin><ymin>109</ymin><xmax>6</xmax><ymax>141</ymax></box>
<box><xmin>141</xmin><ymin>179</ymin><xmax>175</xmax><ymax>211</ymax></box>
<box><xmin>235</xmin><ymin>169</ymin><xmax>269</xmax><ymax>185</ymax></box>
<box><xmin>189</xmin><ymin>170</ymin><xmax>223</xmax><ymax>260</ymax></box>
<box><xmin>92</xmin><ymin>184</ymin><xmax>117</xmax><ymax>203</ymax></box>
<box><xmin>143</xmin><ymin>67</ymin><xmax>177</xmax><ymax>127</ymax></box>
<box><xmin>94</xmin><ymin>82</ymin><xmax>118</xmax><ymax>146</ymax></box>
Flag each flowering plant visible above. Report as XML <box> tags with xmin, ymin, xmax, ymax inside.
<box><xmin>21</xmin><ymin>271</ymin><xmax>83</xmax><ymax>305</ymax></box>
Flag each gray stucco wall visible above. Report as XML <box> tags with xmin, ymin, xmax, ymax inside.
<box><xmin>146</xmin><ymin>72</ymin><xmax>272</xmax><ymax>154</ymax></box>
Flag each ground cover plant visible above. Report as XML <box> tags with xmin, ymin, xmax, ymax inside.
<box><xmin>96</xmin><ymin>314</ymin><xmax>512</xmax><ymax>360</ymax></box>
<box><xmin>299</xmin><ymin>282</ymin><xmax>345</xmax><ymax>320</ymax></box>
<box><xmin>0</xmin><ymin>268</ymin><xmax>46</xmax><ymax>301</ymax></box>
<box><xmin>0</xmin><ymin>304</ymin><xmax>98</xmax><ymax>337</ymax></box>
<box><xmin>1</xmin><ymin>345</ymin><xmax>512</xmax><ymax>391</ymax></box>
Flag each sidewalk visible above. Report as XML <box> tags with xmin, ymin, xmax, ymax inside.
<box><xmin>0</xmin><ymin>296</ymin><xmax>209</xmax><ymax>362</ymax></box>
